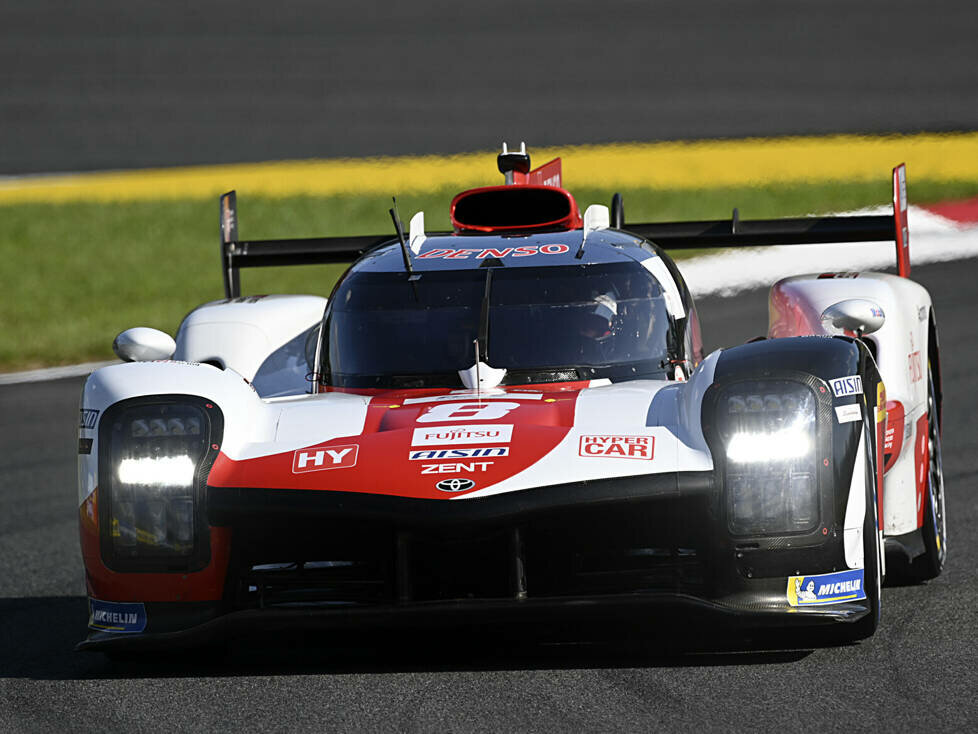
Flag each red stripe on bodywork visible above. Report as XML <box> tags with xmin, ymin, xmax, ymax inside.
<box><xmin>913</xmin><ymin>414</ymin><xmax>929</xmax><ymax>528</ymax></box>
<box><xmin>208</xmin><ymin>388</ymin><xmax>583</xmax><ymax>499</ymax></box>
<box><xmin>882</xmin><ymin>400</ymin><xmax>905</xmax><ymax>474</ymax></box>
<box><xmin>79</xmin><ymin>495</ymin><xmax>232</xmax><ymax>602</ymax></box>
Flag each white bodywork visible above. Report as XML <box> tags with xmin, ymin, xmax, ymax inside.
<box><xmin>174</xmin><ymin>295</ymin><xmax>326</xmax><ymax>397</ymax></box>
<box><xmin>77</xmin><ymin>330</ymin><xmax>717</xmax><ymax>506</ymax></box>
<box><xmin>79</xmin><ymin>270</ymin><xmax>929</xmax><ymax>550</ymax></box>
<box><xmin>769</xmin><ymin>271</ymin><xmax>933</xmax><ymax>537</ymax></box>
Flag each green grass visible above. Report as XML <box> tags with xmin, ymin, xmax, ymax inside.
<box><xmin>2</xmin><ymin>178</ymin><xmax>976</xmax><ymax>371</ymax></box>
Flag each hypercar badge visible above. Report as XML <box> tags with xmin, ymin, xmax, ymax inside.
<box><xmin>436</xmin><ymin>478</ymin><xmax>475</xmax><ymax>492</ymax></box>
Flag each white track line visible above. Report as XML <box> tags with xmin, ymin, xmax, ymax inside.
<box><xmin>2</xmin><ymin>208</ymin><xmax>976</xmax><ymax>386</ymax></box>
<box><xmin>684</xmin><ymin>206</ymin><xmax>978</xmax><ymax>298</ymax></box>
<box><xmin>0</xmin><ymin>361</ymin><xmax>117</xmax><ymax>386</ymax></box>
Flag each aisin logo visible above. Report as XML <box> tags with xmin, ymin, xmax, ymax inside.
<box><xmin>435</xmin><ymin>478</ymin><xmax>475</xmax><ymax>493</ymax></box>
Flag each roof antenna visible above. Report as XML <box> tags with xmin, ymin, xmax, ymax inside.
<box><xmin>497</xmin><ymin>142</ymin><xmax>531</xmax><ymax>185</ymax></box>
<box><xmin>389</xmin><ymin>197</ymin><xmax>417</xmax><ymax>277</ymax></box>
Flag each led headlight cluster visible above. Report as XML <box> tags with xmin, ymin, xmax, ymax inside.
<box><xmin>715</xmin><ymin>380</ymin><xmax>818</xmax><ymax>536</ymax></box>
<box><xmin>100</xmin><ymin>399</ymin><xmax>218</xmax><ymax>570</ymax></box>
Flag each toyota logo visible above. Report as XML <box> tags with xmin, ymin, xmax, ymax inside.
<box><xmin>436</xmin><ymin>478</ymin><xmax>475</xmax><ymax>492</ymax></box>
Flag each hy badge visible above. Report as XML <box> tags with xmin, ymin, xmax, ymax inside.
<box><xmin>292</xmin><ymin>444</ymin><xmax>358</xmax><ymax>473</ymax></box>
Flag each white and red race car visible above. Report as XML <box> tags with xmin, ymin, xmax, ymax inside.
<box><xmin>77</xmin><ymin>146</ymin><xmax>945</xmax><ymax>651</ymax></box>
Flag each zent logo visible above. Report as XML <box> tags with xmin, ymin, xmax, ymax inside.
<box><xmin>412</xmin><ymin>424</ymin><xmax>514</xmax><ymax>446</ymax></box>
<box><xmin>579</xmin><ymin>435</ymin><xmax>654</xmax><ymax>460</ymax></box>
<box><xmin>421</xmin><ymin>462</ymin><xmax>493</xmax><ymax>474</ymax></box>
<box><xmin>417</xmin><ymin>401</ymin><xmax>520</xmax><ymax>423</ymax></box>
<box><xmin>292</xmin><ymin>444</ymin><xmax>359</xmax><ymax>473</ymax></box>
<box><xmin>435</xmin><ymin>478</ymin><xmax>475</xmax><ymax>492</ymax></box>
<box><xmin>829</xmin><ymin>375</ymin><xmax>863</xmax><ymax>398</ymax></box>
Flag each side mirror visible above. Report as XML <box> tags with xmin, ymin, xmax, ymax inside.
<box><xmin>820</xmin><ymin>299</ymin><xmax>885</xmax><ymax>337</ymax></box>
<box><xmin>113</xmin><ymin>327</ymin><xmax>176</xmax><ymax>362</ymax></box>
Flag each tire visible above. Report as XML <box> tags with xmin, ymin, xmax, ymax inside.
<box><xmin>908</xmin><ymin>365</ymin><xmax>947</xmax><ymax>581</ymax></box>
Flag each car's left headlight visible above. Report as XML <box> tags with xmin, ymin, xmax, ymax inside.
<box><xmin>98</xmin><ymin>397</ymin><xmax>222</xmax><ymax>571</ymax></box>
<box><xmin>712</xmin><ymin>380</ymin><xmax>820</xmax><ymax>536</ymax></box>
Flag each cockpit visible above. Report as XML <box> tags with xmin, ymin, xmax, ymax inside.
<box><xmin>319</xmin><ymin>260</ymin><xmax>676</xmax><ymax>389</ymax></box>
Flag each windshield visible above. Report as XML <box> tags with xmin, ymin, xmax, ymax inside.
<box><xmin>323</xmin><ymin>262</ymin><xmax>674</xmax><ymax>388</ymax></box>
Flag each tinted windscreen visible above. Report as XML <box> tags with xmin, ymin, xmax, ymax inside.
<box><xmin>488</xmin><ymin>265</ymin><xmax>670</xmax><ymax>369</ymax></box>
<box><xmin>324</xmin><ymin>262</ymin><xmax>672</xmax><ymax>387</ymax></box>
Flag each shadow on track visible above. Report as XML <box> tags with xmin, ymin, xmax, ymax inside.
<box><xmin>0</xmin><ymin>596</ymin><xmax>830</xmax><ymax>681</ymax></box>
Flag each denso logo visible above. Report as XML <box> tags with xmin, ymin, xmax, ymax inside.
<box><xmin>292</xmin><ymin>444</ymin><xmax>359</xmax><ymax>473</ymax></box>
<box><xmin>579</xmin><ymin>435</ymin><xmax>654</xmax><ymax>460</ymax></box>
<box><xmin>417</xmin><ymin>244</ymin><xmax>569</xmax><ymax>260</ymax></box>
<box><xmin>412</xmin><ymin>424</ymin><xmax>513</xmax><ymax>446</ymax></box>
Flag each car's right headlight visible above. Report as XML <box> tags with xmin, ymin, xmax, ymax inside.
<box><xmin>99</xmin><ymin>397</ymin><xmax>222</xmax><ymax>571</ymax></box>
<box><xmin>713</xmin><ymin>380</ymin><xmax>820</xmax><ymax>536</ymax></box>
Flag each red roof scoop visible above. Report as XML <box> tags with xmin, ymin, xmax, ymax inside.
<box><xmin>450</xmin><ymin>185</ymin><xmax>582</xmax><ymax>233</ymax></box>
<box><xmin>450</xmin><ymin>143</ymin><xmax>581</xmax><ymax>233</ymax></box>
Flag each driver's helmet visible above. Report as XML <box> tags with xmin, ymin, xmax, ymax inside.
<box><xmin>578</xmin><ymin>292</ymin><xmax>619</xmax><ymax>360</ymax></box>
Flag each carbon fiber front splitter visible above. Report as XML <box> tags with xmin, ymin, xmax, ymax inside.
<box><xmin>77</xmin><ymin>592</ymin><xmax>870</xmax><ymax>653</ymax></box>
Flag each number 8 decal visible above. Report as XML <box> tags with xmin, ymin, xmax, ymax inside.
<box><xmin>416</xmin><ymin>402</ymin><xmax>520</xmax><ymax>423</ymax></box>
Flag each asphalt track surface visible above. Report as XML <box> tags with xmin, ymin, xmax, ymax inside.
<box><xmin>4</xmin><ymin>0</ymin><xmax>978</xmax><ymax>174</ymax></box>
<box><xmin>1</xmin><ymin>257</ymin><xmax>976</xmax><ymax>731</ymax></box>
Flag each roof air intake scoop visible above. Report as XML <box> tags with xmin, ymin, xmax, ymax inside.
<box><xmin>450</xmin><ymin>186</ymin><xmax>582</xmax><ymax>233</ymax></box>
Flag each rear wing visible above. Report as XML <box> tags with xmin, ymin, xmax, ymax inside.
<box><xmin>621</xmin><ymin>164</ymin><xmax>911</xmax><ymax>278</ymax></box>
<box><xmin>218</xmin><ymin>163</ymin><xmax>911</xmax><ymax>299</ymax></box>
<box><xmin>219</xmin><ymin>191</ymin><xmax>396</xmax><ymax>299</ymax></box>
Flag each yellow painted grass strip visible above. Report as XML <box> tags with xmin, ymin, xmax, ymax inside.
<box><xmin>2</xmin><ymin>132</ymin><xmax>977</xmax><ymax>204</ymax></box>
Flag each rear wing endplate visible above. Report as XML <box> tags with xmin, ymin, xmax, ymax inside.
<box><xmin>219</xmin><ymin>191</ymin><xmax>394</xmax><ymax>299</ymax></box>
<box><xmin>624</xmin><ymin>164</ymin><xmax>911</xmax><ymax>278</ymax></box>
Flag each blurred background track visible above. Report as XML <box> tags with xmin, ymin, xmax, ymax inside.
<box><xmin>3</xmin><ymin>0</ymin><xmax>978</xmax><ymax>174</ymax></box>
<box><xmin>2</xmin><ymin>1</ymin><xmax>978</xmax><ymax>730</ymax></box>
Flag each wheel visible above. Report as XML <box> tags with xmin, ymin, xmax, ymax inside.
<box><xmin>907</xmin><ymin>365</ymin><xmax>947</xmax><ymax>581</ymax></box>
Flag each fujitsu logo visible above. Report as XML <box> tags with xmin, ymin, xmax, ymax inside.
<box><xmin>411</xmin><ymin>424</ymin><xmax>514</xmax><ymax>446</ymax></box>
<box><xmin>292</xmin><ymin>444</ymin><xmax>359</xmax><ymax>473</ymax></box>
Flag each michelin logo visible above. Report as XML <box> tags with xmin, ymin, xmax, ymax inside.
<box><xmin>829</xmin><ymin>375</ymin><xmax>863</xmax><ymax>398</ymax></box>
<box><xmin>787</xmin><ymin>569</ymin><xmax>866</xmax><ymax>607</ymax></box>
<box><xmin>88</xmin><ymin>599</ymin><xmax>147</xmax><ymax>633</ymax></box>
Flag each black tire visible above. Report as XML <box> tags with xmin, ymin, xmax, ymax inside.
<box><xmin>907</xmin><ymin>366</ymin><xmax>947</xmax><ymax>581</ymax></box>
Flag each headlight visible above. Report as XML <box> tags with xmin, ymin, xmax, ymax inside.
<box><xmin>99</xmin><ymin>398</ymin><xmax>221</xmax><ymax>571</ymax></box>
<box><xmin>714</xmin><ymin>380</ymin><xmax>819</xmax><ymax>536</ymax></box>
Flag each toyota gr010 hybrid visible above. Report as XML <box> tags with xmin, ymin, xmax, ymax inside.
<box><xmin>77</xmin><ymin>145</ymin><xmax>946</xmax><ymax>651</ymax></box>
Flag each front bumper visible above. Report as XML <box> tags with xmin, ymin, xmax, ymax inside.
<box><xmin>78</xmin><ymin>591</ymin><xmax>870</xmax><ymax>653</ymax></box>
<box><xmin>81</xmin><ymin>470</ymin><xmax>866</xmax><ymax>652</ymax></box>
